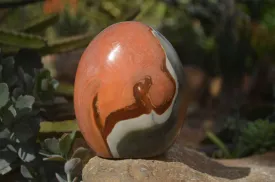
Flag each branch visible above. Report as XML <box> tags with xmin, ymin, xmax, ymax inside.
<box><xmin>0</xmin><ymin>0</ymin><xmax>45</xmax><ymax>9</ymax></box>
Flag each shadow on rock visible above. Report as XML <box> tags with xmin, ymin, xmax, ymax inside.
<box><xmin>153</xmin><ymin>143</ymin><xmax>251</xmax><ymax>180</ymax></box>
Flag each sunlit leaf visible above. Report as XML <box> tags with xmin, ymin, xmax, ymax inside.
<box><xmin>64</xmin><ymin>158</ymin><xmax>82</xmax><ymax>176</ymax></box>
<box><xmin>59</xmin><ymin>131</ymin><xmax>76</xmax><ymax>158</ymax></box>
<box><xmin>20</xmin><ymin>165</ymin><xmax>33</xmax><ymax>179</ymax></box>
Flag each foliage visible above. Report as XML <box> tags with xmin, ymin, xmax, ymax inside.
<box><xmin>205</xmin><ymin>118</ymin><xmax>275</xmax><ymax>159</ymax></box>
<box><xmin>0</xmin><ymin>0</ymin><xmax>145</xmax><ymax>57</ymax></box>
<box><xmin>234</xmin><ymin>119</ymin><xmax>275</xmax><ymax>156</ymax></box>
<box><xmin>0</xmin><ymin>1</ymin><xmax>89</xmax><ymax>56</ymax></box>
<box><xmin>0</xmin><ymin>49</ymin><xmax>56</xmax><ymax>176</ymax></box>
<box><xmin>0</xmin><ymin>0</ymin><xmax>274</xmax><ymax>68</ymax></box>
<box><xmin>169</xmin><ymin>1</ymin><xmax>275</xmax><ymax>159</ymax></box>
<box><xmin>0</xmin><ymin>50</ymin><xmax>91</xmax><ymax>181</ymax></box>
<box><xmin>39</xmin><ymin>120</ymin><xmax>78</xmax><ymax>133</ymax></box>
<box><xmin>185</xmin><ymin>0</ymin><xmax>255</xmax><ymax>79</ymax></box>
<box><xmin>0</xmin><ymin>0</ymin><xmax>44</xmax><ymax>9</ymax></box>
<box><xmin>0</xmin><ymin>29</ymin><xmax>47</xmax><ymax>49</ymax></box>
<box><xmin>0</xmin><ymin>28</ymin><xmax>96</xmax><ymax>57</ymax></box>
<box><xmin>53</xmin><ymin>2</ymin><xmax>90</xmax><ymax>37</ymax></box>
<box><xmin>20</xmin><ymin>13</ymin><xmax>60</xmax><ymax>34</ymax></box>
<box><xmin>40</xmin><ymin>131</ymin><xmax>93</xmax><ymax>182</ymax></box>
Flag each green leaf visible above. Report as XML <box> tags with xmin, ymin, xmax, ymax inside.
<box><xmin>12</xmin><ymin>87</ymin><xmax>24</xmax><ymax>99</ymax></box>
<box><xmin>44</xmin><ymin>138</ymin><xmax>61</xmax><ymax>154</ymax></box>
<box><xmin>2</xmin><ymin>105</ymin><xmax>17</xmax><ymax>126</ymax></box>
<box><xmin>39</xmin><ymin>150</ymin><xmax>52</xmax><ymax>157</ymax></box>
<box><xmin>71</xmin><ymin>147</ymin><xmax>92</xmax><ymax>165</ymax></box>
<box><xmin>118</xmin><ymin>7</ymin><xmax>141</xmax><ymax>21</ymax></box>
<box><xmin>39</xmin><ymin>120</ymin><xmax>79</xmax><ymax>133</ymax></box>
<box><xmin>34</xmin><ymin>69</ymin><xmax>51</xmax><ymax>90</ymax></box>
<box><xmin>0</xmin><ymin>164</ymin><xmax>12</xmax><ymax>175</ymax></box>
<box><xmin>1</xmin><ymin>57</ymin><xmax>17</xmax><ymax>88</ymax></box>
<box><xmin>0</xmin><ymin>83</ymin><xmax>9</xmax><ymax>108</ymax></box>
<box><xmin>21</xmin><ymin>13</ymin><xmax>59</xmax><ymax>34</ymax></box>
<box><xmin>0</xmin><ymin>45</ymin><xmax>19</xmax><ymax>55</ymax></box>
<box><xmin>7</xmin><ymin>75</ymin><xmax>17</xmax><ymax>88</ymax></box>
<box><xmin>0</xmin><ymin>128</ymin><xmax>10</xmax><ymax>139</ymax></box>
<box><xmin>0</xmin><ymin>0</ymin><xmax>44</xmax><ymax>8</ymax></box>
<box><xmin>15</xmin><ymin>109</ymin><xmax>39</xmax><ymax>123</ymax></box>
<box><xmin>233</xmin><ymin>119</ymin><xmax>275</xmax><ymax>157</ymax></box>
<box><xmin>71</xmin><ymin>147</ymin><xmax>89</xmax><ymax>159</ymax></box>
<box><xmin>64</xmin><ymin>158</ymin><xmax>82</xmax><ymax>176</ymax></box>
<box><xmin>38</xmin><ymin>33</ymin><xmax>94</xmax><ymax>55</ymax></box>
<box><xmin>55</xmin><ymin>173</ymin><xmax>67</xmax><ymax>182</ymax></box>
<box><xmin>55</xmin><ymin>82</ymin><xmax>74</xmax><ymax>96</ymax></box>
<box><xmin>206</xmin><ymin>131</ymin><xmax>232</xmax><ymax>158</ymax></box>
<box><xmin>18</xmin><ymin>146</ymin><xmax>36</xmax><ymax>162</ymax></box>
<box><xmin>43</xmin><ymin>155</ymin><xmax>65</xmax><ymax>162</ymax></box>
<box><xmin>50</xmin><ymin>79</ymin><xmax>59</xmax><ymax>90</ymax></box>
<box><xmin>13</xmin><ymin>118</ymin><xmax>40</xmax><ymax>142</ymax></box>
<box><xmin>15</xmin><ymin>95</ymin><xmax>35</xmax><ymax>110</ymax></box>
<box><xmin>0</xmin><ymin>29</ymin><xmax>47</xmax><ymax>49</ymax></box>
<box><xmin>0</xmin><ymin>139</ymin><xmax>9</xmax><ymax>149</ymax></box>
<box><xmin>33</xmin><ymin>69</ymin><xmax>56</xmax><ymax>101</ymax></box>
<box><xmin>54</xmin><ymin>3</ymin><xmax>90</xmax><ymax>37</ymax></box>
<box><xmin>0</xmin><ymin>148</ymin><xmax>18</xmax><ymax>175</ymax></box>
<box><xmin>23</xmin><ymin>73</ymin><xmax>34</xmax><ymax>94</ymax></box>
<box><xmin>41</xmin><ymin>79</ymin><xmax>49</xmax><ymax>91</ymax></box>
<box><xmin>59</xmin><ymin>131</ymin><xmax>76</xmax><ymax>159</ymax></box>
<box><xmin>20</xmin><ymin>165</ymin><xmax>33</xmax><ymax>179</ymax></box>
<box><xmin>7</xmin><ymin>144</ymin><xmax>17</xmax><ymax>153</ymax></box>
<box><xmin>135</xmin><ymin>0</ymin><xmax>156</xmax><ymax>21</ymax></box>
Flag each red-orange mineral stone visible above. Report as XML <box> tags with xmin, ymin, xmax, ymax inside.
<box><xmin>74</xmin><ymin>21</ymin><xmax>189</xmax><ymax>159</ymax></box>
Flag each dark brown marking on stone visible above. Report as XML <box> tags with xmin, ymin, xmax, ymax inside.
<box><xmin>93</xmin><ymin>94</ymin><xmax>103</xmax><ymax>132</ymax></box>
<box><xmin>101</xmin><ymin>31</ymin><xmax>177</xmax><ymax>141</ymax></box>
<box><xmin>92</xmin><ymin>93</ymin><xmax>113</xmax><ymax>156</ymax></box>
<box><xmin>102</xmin><ymin>76</ymin><xmax>152</xmax><ymax>140</ymax></box>
<box><xmin>102</xmin><ymin>64</ymin><xmax>176</xmax><ymax>140</ymax></box>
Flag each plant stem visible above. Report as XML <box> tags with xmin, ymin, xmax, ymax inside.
<box><xmin>67</xmin><ymin>173</ymin><xmax>72</xmax><ymax>182</ymax></box>
<box><xmin>206</xmin><ymin>131</ymin><xmax>232</xmax><ymax>158</ymax></box>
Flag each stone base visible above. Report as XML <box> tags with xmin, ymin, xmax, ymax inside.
<box><xmin>82</xmin><ymin>142</ymin><xmax>275</xmax><ymax>182</ymax></box>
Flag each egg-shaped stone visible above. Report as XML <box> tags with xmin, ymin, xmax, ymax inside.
<box><xmin>74</xmin><ymin>21</ymin><xmax>189</xmax><ymax>159</ymax></box>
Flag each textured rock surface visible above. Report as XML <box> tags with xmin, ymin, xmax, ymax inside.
<box><xmin>82</xmin><ymin>140</ymin><xmax>275</xmax><ymax>182</ymax></box>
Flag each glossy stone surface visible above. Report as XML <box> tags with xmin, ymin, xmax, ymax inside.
<box><xmin>74</xmin><ymin>21</ymin><xmax>189</xmax><ymax>159</ymax></box>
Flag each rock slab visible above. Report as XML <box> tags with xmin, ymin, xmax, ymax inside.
<box><xmin>82</xmin><ymin>141</ymin><xmax>275</xmax><ymax>182</ymax></box>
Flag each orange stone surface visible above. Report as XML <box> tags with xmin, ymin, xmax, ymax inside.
<box><xmin>74</xmin><ymin>21</ymin><xmax>189</xmax><ymax>159</ymax></box>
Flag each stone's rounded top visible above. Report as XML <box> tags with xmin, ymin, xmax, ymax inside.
<box><xmin>77</xmin><ymin>21</ymin><xmax>167</xmax><ymax>80</ymax></box>
<box><xmin>74</xmin><ymin>21</ymin><xmax>187</xmax><ymax>159</ymax></box>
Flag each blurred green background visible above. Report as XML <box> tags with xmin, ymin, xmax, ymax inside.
<box><xmin>1</xmin><ymin>1</ymin><xmax>275</xmax><ymax>180</ymax></box>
